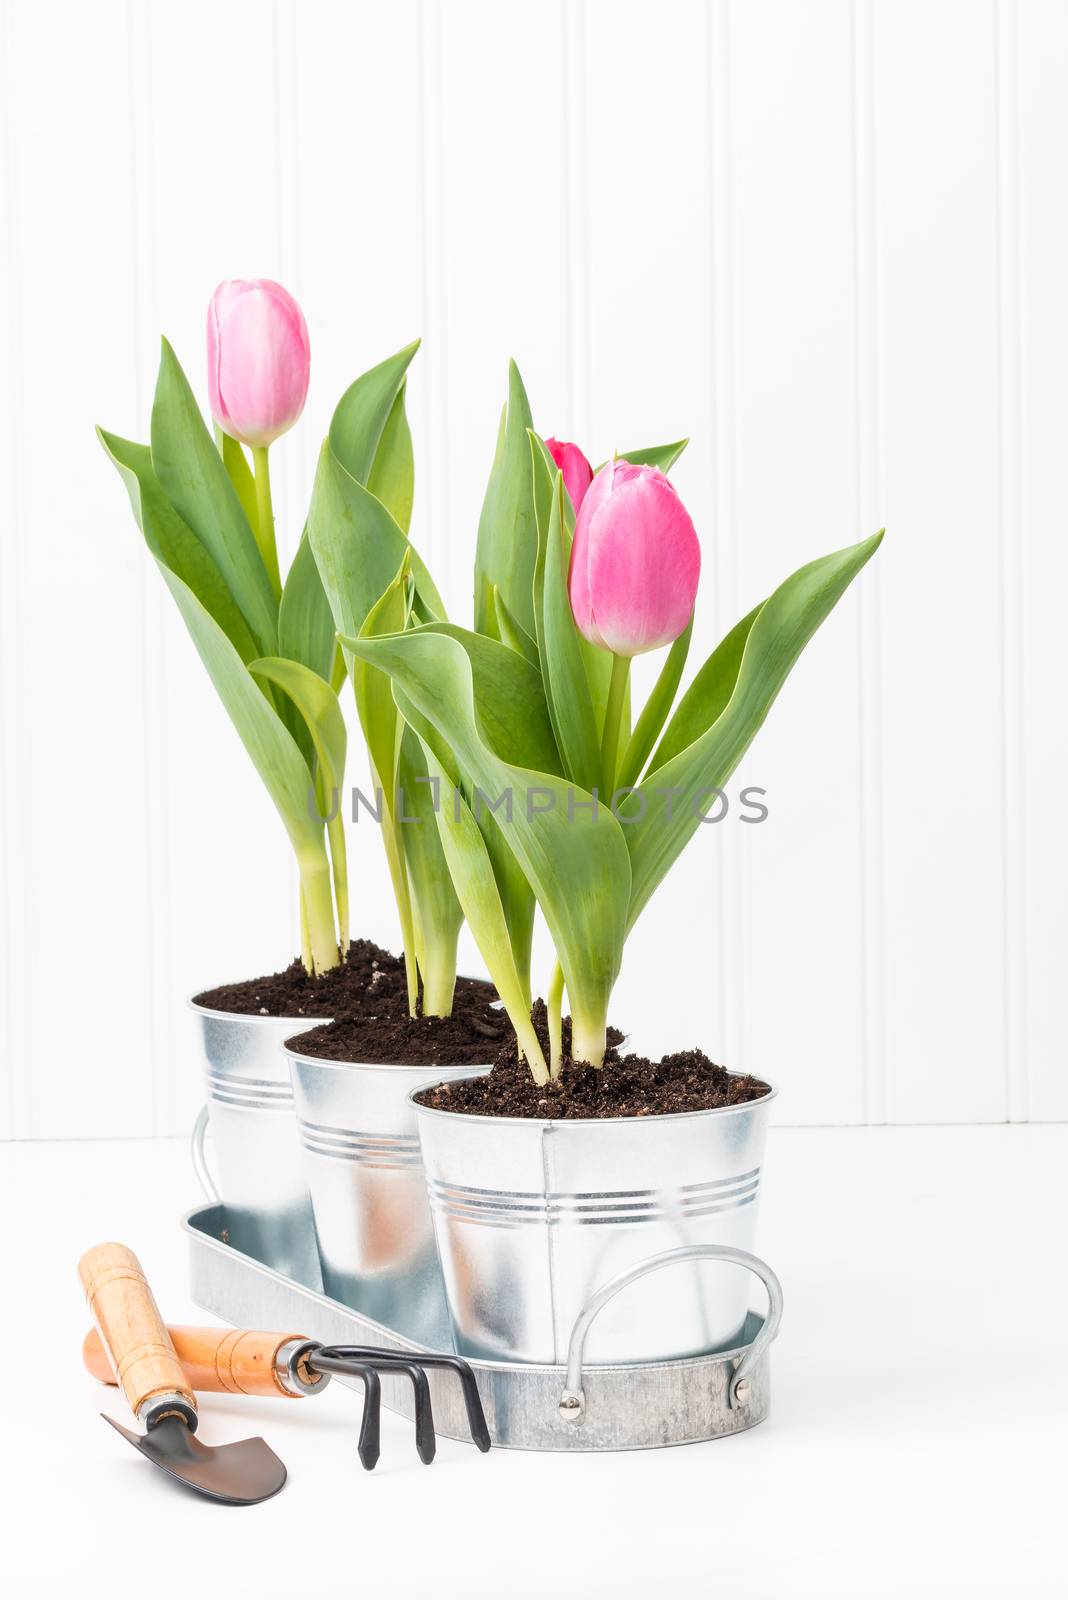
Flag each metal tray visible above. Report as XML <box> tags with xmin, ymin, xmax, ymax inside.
<box><xmin>184</xmin><ymin>1200</ymin><xmax>783</xmax><ymax>1452</ymax></box>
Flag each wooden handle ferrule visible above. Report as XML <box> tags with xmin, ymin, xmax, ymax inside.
<box><xmin>78</xmin><ymin>1243</ymin><xmax>197</xmax><ymax>1424</ymax></box>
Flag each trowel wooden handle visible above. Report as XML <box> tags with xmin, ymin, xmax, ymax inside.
<box><xmin>83</xmin><ymin>1324</ymin><xmax>314</xmax><ymax>1399</ymax></box>
<box><xmin>78</xmin><ymin>1242</ymin><xmax>197</xmax><ymax>1424</ymax></box>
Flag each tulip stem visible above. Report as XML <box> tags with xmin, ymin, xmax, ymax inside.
<box><xmin>547</xmin><ymin>960</ymin><xmax>565</xmax><ymax>1077</ymax></box>
<box><xmin>379</xmin><ymin>798</ymin><xmax>420</xmax><ymax>1019</ymax></box>
<box><xmin>298</xmin><ymin>854</ymin><xmax>342</xmax><ymax>974</ymax></box>
<box><xmin>571</xmin><ymin>1009</ymin><xmax>607</xmax><ymax>1071</ymax></box>
<box><xmin>599</xmin><ymin>653</ymin><xmax>631</xmax><ymax>803</ymax></box>
<box><xmin>252</xmin><ymin>445</ymin><xmax>283</xmax><ymax>600</ymax></box>
<box><xmin>419</xmin><ymin>939</ymin><xmax>458</xmax><ymax>1019</ymax></box>
<box><xmin>298</xmin><ymin>883</ymin><xmax>312</xmax><ymax>973</ymax></box>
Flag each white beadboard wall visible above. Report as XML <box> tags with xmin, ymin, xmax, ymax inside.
<box><xmin>0</xmin><ymin>0</ymin><xmax>1065</xmax><ymax>1138</ymax></box>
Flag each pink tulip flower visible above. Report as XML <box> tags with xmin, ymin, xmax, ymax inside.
<box><xmin>568</xmin><ymin>460</ymin><xmax>700</xmax><ymax>656</ymax></box>
<box><xmin>545</xmin><ymin>436</ymin><xmax>594</xmax><ymax>512</ymax></box>
<box><xmin>207</xmin><ymin>279</ymin><xmax>310</xmax><ymax>449</ymax></box>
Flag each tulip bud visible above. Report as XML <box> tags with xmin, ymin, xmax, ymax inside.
<box><xmin>568</xmin><ymin>460</ymin><xmax>700</xmax><ymax>656</ymax></box>
<box><xmin>545</xmin><ymin>436</ymin><xmax>594</xmax><ymax>511</ymax></box>
<box><xmin>207</xmin><ymin>279</ymin><xmax>310</xmax><ymax>449</ymax></box>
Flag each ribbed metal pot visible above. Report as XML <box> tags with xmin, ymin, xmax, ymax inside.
<box><xmin>190</xmin><ymin>998</ymin><xmax>323</xmax><ymax>1289</ymax></box>
<box><xmin>284</xmin><ymin>1047</ymin><xmax>493</xmax><ymax>1344</ymax></box>
<box><xmin>413</xmin><ymin>1076</ymin><xmax>776</xmax><ymax>1365</ymax></box>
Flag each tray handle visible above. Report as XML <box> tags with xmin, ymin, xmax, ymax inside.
<box><xmin>191</xmin><ymin>1104</ymin><xmax>220</xmax><ymax>1205</ymax></box>
<box><xmin>558</xmin><ymin>1244</ymin><xmax>783</xmax><ymax>1424</ymax></box>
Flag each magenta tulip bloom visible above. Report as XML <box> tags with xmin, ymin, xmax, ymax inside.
<box><xmin>545</xmin><ymin>436</ymin><xmax>594</xmax><ymax>511</ymax></box>
<box><xmin>568</xmin><ymin>460</ymin><xmax>700</xmax><ymax>656</ymax></box>
<box><xmin>207</xmin><ymin>279</ymin><xmax>310</xmax><ymax>449</ymax></box>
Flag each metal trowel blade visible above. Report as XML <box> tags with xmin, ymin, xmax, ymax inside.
<box><xmin>103</xmin><ymin>1414</ymin><xmax>287</xmax><ymax>1505</ymax></box>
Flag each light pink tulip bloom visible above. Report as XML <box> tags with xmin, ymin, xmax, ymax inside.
<box><xmin>568</xmin><ymin>460</ymin><xmax>700</xmax><ymax>656</ymax></box>
<box><xmin>207</xmin><ymin>279</ymin><xmax>310</xmax><ymax>449</ymax></box>
<box><xmin>545</xmin><ymin>435</ymin><xmax>594</xmax><ymax>511</ymax></box>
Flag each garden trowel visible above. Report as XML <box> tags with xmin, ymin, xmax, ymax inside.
<box><xmin>78</xmin><ymin>1241</ymin><xmax>287</xmax><ymax>1505</ymax></box>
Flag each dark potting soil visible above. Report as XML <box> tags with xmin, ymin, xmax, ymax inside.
<box><xmin>414</xmin><ymin>1002</ymin><xmax>769</xmax><ymax>1119</ymax></box>
<box><xmin>194</xmin><ymin>938</ymin><xmax>493</xmax><ymax>1022</ymax></box>
<box><xmin>286</xmin><ymin>977</ymin><xmax>513</xmax><ymax>1066</ymax></box>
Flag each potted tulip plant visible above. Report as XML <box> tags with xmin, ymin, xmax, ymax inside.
<box><xmin>281</xmin><ymin>352</ymin><xmax>680</xmax><ymax>1329</ymax></box>
<box><xmin>341</xmin><ymin>416</ymin><xmax>882</xmax><ymax>1364</ymax></box>
<box><xmin>98</xmin><ymin>285</ymin><xmax>504</xmax><ymax>1283</ymax></box>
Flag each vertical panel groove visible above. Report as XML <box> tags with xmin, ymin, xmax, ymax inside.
<box><xmin>416</xmin><ymin>0</ymin><xmax>449</xmax><ymax>586</ymax></box>
<box><xmin>707</xmin><ymin>0</ymin><xmax>742</xmax><ymax>1071</ymax></box>
<box><xmin>851</xmin><ymin>0</ymin><xmax>887</xmax><ymax>1123</ymax></box>
<box><xmin>274</xmin><ymin>0</ymin><xmax>302</xmax><ymax>956</ymax></box>
<box><xmin>994</xmin><ymin>0</ymin><xmax>1028</xmax><ymax>1120</ymax></box>
<box><xmin>273</xmin><ymin>0</ymin><xmax>301</xmax><ymax>546</ymax></box>
<box><xmin>562</xmin><ymin>0</ymin><xmax>591</xmax><ymax>441</ymax></box>
<box><xmin>876</xmin><ymin>0</ymin><xmax>1007</xmax><ymax>1120</ymax></box>
<box><xmin>0</xmin><ymin>0</ymin><xmax>28</xmax><ymax>1136</ymax></box>
<box><xmin>127</xmin><ymin>0</ymin><xmax>167</xmax><ymax>1135</ymax></box>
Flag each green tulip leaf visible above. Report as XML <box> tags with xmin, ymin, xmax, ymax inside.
<box><xmin>367</xmin><ymin>380</ymin><xmax>416</xmax><ymax>534</ymax></box>
<box><xmin>98</xmin><ymin>428</ymin><xmax>259</xmax><ymax>665</ymax></box>
<box><xmin>411</xmin><ymin>732</ymin><xmax>548</xmax><ymax>1081</ymax></box>
<box><xmin>342</xmin><ymin>625</ymin><xmax>631</xmax><ymax>1054</ymax></box>
<box><xmin>489</xmin><ymin>448</ymin><xmax>588</xmax><ymax>985</ymax></box>
<box><xmin>347</xmin><ymin>559</ymin><xmax>409</xmax><ymax>822</ymax></box>
<box><xmin>397</xmin><ymin>727</ymin><xmax>463</xmax><ymax>1015</ymax></box>
<box><xmin>248</xmin><ymin>655</ymin><xmax>349</xmax><ymax>950</ymax></box>
<box><xmin>616</xmin><ymin>615</ymin><xmax>694</xmax><ymax>789</ymax></box>
<box><xmin>155</xmin><ymin>564</ymin><xmax>319</xmax><ymax>855</ymax></box>
<box><xmin>154</xmin><ymin>564</ymin><xmax>339</xmax><ymax>976</ymax></box>
<box><xmin>621</xmin><ymin>530</ymin><xmax>885</xmax><ymax>927</ymax></box>
<box><xmin>348</xmin><ymin>558</ymin><xmax>419</xmax><ymax>1011</ymax></box>
<box><xmin>492</xmin><ymin>585</ymin><xmax>540</xmax><ymax>668</ymax></box>
<box><xmin>329</xmin><ymin>641</ymin><xmax>347</xmax><ymax>694</ymax></box>
<box><xmin>221</xmin><ymin>432</ymin><xmax>260</xmax><ymax>537</ymax></box>
<box><xmin>474</xmin><ymin>800</ymin><xmax>537</xmax><ymax>1005</ymax></box>
<box><xmin>150</xmin><ymin>338</ymin><xmax>278</xmax><ymax>654</ymax></box>
<box><xmin>476</xmin><ymin>573</ymin><xmax>500</xmax><ymax>643</ymax></box>
<box><xmin>432</xmin><ymin>624</ymin><xmax>562</xmax><ymax>773</ymax></box>
<box><xmin>529</xmin><ymin>429</ymin><xmax>563</xmax><ymax>551</ymax></box>
<box><xmin>646</xmin><ymin>605</ymin><xmax>762</xmax><ymax>777</ymax></box>
<box><xmin>279</xmin><ymin>530</ymin><xmax>338</xmax><ymax>684</ymax></box>
<box><xmin>475</xmin><ymin>360</ymin><xmax>538</xmax><ymax>639</ymax></box>
<box><xmin>391</xmin><ymin>675</ymin><xmax>537</xmax><ymax>1012</ymax></box>
<box><xmin>529</xmin><ymin>429</ymin><xmax>618</xmax><ymax>737</ymax></box>
<box><xmin>343</xmin><ymin>621</ymin><xmax>561</xmax><ymax>778</ymax></box>
<box><xmin>596</xmin><ymin>438</ymin><xmax>689</xmax><ymax>474</ymax></box>
<box><xmin>308</xmin><ymin>441</ymin><xmax>446</xmax><ymax>645</ymax></box>
<box><xmin>532</xmin><ymin>470</ymin><xmax>600</xmax><ymax>791</ymax></box>
<box><xmin>329</xmin><ymin>339</ymin><xmax>420</xmax><ymax>488</ymax></box>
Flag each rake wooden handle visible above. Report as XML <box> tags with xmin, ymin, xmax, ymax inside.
<box><xmin>83</xmin><ymin>1324</ymin><xmax>314</xmax><ymax>1399</ymax></box>
<box><xmin>78</xmin><ymin>1242</ymin><xmax>197</xmax><ymax>1424</ymax></box>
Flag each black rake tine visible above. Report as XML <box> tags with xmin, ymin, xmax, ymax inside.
<box><xmin>311</xmin><ymin>1353</ymin><xmax>381</xmax><ymax>1470</ymax></box>
<box><xmin>390</xmin><ymin>1362</ymin><xmax>435</xmax><ymax>1464</ymax></box>
<box><xmin>374</xmin><ymin>1352</ymin><xmax>491</xmax><ymax>1452</ymax></box>
<box><xmin>356</xmin><ymin>1367</ymin><xmax>382</xmax><ymax>1471</ymax></box>
<box><xmin>323</xmin><ymin>1345</ymin><xmax>491</xmax><ymax>1453</ymax></box>
<box><xmin>322</xmin><ymin>1350</ymin><xmax>436</xmax><ymax>1464</ymax></box>
<box><xmin>415</xmin><ymin>1355</ymin><xmax>491</xmax><ymax>1452</ymax></box>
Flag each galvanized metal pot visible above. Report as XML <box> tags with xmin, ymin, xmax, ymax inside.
<box><xmin>190</xmin><ymin>998</ymin><xmax>324</xmax><ymax>1290</ymax></box>
<box><xmin>285</xmin><ymin>1047</ymin><xmax>493</xmax><ymax>1345</ymax></box>
<box><xmin>413</xmin><ymin>1077</ymin><xmax>776</xmax><ymax>1365</ymax></box>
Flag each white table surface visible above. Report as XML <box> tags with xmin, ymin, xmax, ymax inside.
<box><xmin>3</xmin><ymin>1125</ymin><xmax>1065</xmax><ymax>1599</ymax></box>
